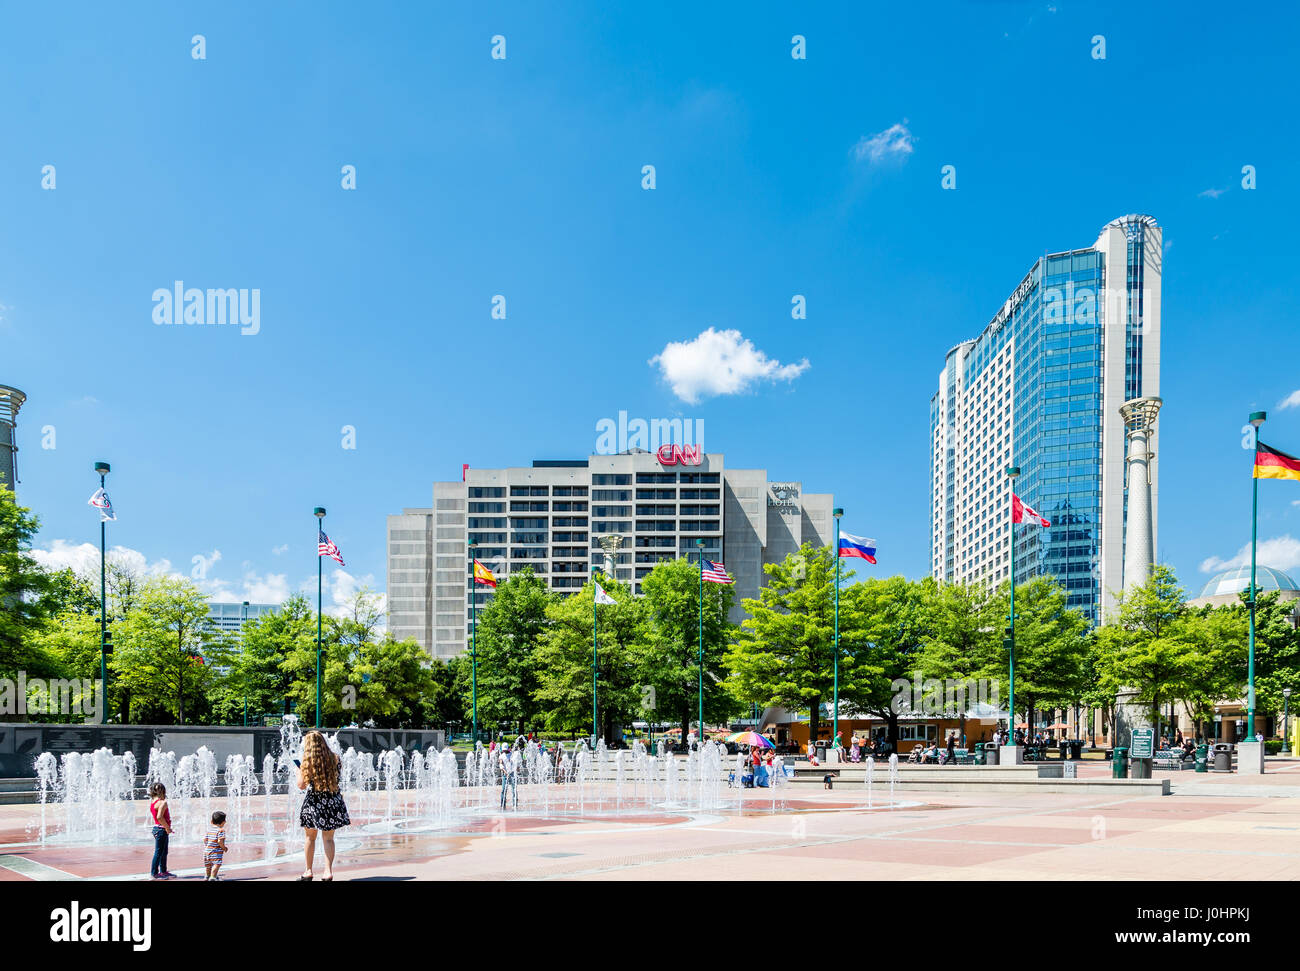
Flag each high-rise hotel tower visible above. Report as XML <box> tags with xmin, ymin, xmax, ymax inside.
<box><xmin>928</xmin><ymin>215</ymin><xmax>1162</xmax><ymax>622</ymax></box>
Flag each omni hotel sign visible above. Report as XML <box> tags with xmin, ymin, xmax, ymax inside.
<box><xmin>988</xmin><ymin>266</ymin><xmax>1038</xmax><ymax>335</ymax></box>
<box><xmin>768</xmin><ymin>482</ymin><xmax>800</xmax><ymax>511</ymax></box>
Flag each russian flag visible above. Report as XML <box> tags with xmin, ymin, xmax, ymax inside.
<box><xmin>838</xmin><ymin>532</ymin><xmax>877</xmax><ymax>564</ymax></box>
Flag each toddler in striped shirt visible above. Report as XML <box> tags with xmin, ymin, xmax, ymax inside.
<box><xmin>204</xmin><ymin>811</ymin><xmax>227</xmax><ymax>881</ymax></box>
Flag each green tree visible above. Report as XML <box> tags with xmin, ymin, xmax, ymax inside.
<box><xmin>218</xmin><ymin>595</ymin><xmax>315</xmax><ymax>723</ymax></box>
<box><xmin>112</xmin><ymin>576</ymin><xmax>219</xmax><ymax>723</ymax></box>
<box><xmin>914</xmin><ymin>579</ymin><xmax>998</xmax><ymax>685</ymax></box>
<box><xmin>459</xmin><ymin>569</ymin><xmax>553</xmax><ymax>733</ymax></box>
<box><xmin>640</xmin><ymin>557</ymin><xmax>738</xmax><ymax>740</ymax></box>
<box><xmin>1093</xmin><ymin>565</ymin><xmax>1244</xmax><ymax>738</ymax></box>
<box><xmin>986</xmin><ymin>576</ymin><xmax>1091</xmax><ymax>735</ymax></box>
<box><xmin>347</xmin><ymin>635</ymin><xmax>439</xmax><ymax>728</ymax></box>
<box><xmin>535</xmin><ymin>577</ymin><xmax>650</xmax><ymax>743</ymax></box>
<box><xmin>425</xmin><ymin>656</ymin><xmax>466</xmax><ymax>727</ymax></box>
<box><xmin>0</xmin><ymin>487</ymin><xmax>61</xmax><ymax>694</ymax></box>
<box><xmin>726</xmin><ymin>545</ymin><xmax>880</xmax><ymax>747</ymax></box>
<box><xmin>843</xmin><ymin>575</ymin><xmax>928</xmax><ymax>747</ymax></box>
<box><xmin>1177</xmin><ymin>605</ymin><xmax>1248</xmax><ymax>736</ymax></box>
<box><xmin>42</xmin><ymin>567</ymin><xmax>100</xmax><ymax>617</ymax></box>
<box><xmin>1236</xmin><ymin>589</ymin><xmax>1300</xmax><ymax>723</ymax></box>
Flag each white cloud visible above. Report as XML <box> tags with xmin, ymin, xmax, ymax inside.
<box><xmin>1198</xmin><ymin>187</ymin><xmax>1228</xmax><ymax>199</ymax></box>
<box><xmin>271</xmin><ymin>543</ymin><xmax>289</xmax><ymax>556</ymax></box>
<box><xmin>851</xmin><ymin>121</ymin><xmax>914</xmax><ymax>165</ymax></box>
<box><xmin>32</xmin><ymin>539</ymin><xmax>173</xmax><ymax>578</ymax></box>
<box><xmin>649</xmin><ymin>328</ymin><xmax>810</xmax><ymax>404</ymax></box>
<box><xmin>32</xmin><ymin>538</ymin><xmax>377</xmax><ymax>613</ymax></box>
<box><xmin>294</xmin><ymin>569</ymin><xmax>383</xmax><ymax>619</ymax></box>
<box><xmin>1277</xmin><ymin>389</ymin><xmax>1300</xmax><ymax>411</ymax></box>
<box><xmin>1200</xmin><ymin>534</ymin><xmax>1300</xmax><ymax>574</ymax></box>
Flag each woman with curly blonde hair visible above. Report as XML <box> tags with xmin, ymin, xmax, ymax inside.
<box><xmin>295</xmin><ymin>730</ymin><xmax>350</xmax><ymax>881</ymax></box>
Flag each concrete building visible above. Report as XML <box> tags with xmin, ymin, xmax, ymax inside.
<box><xmin>206</xmin><ymin>601</ymin><xmax>279</xmax><ymax>639</ymax></box>
<box><xmin>929</xmin><ymin>215</ymin><xmax>1162</xmax><ymax>622</ymax></box>
<box><xmin>388</xmin><ymin>450</ymin><xmax>834</xmax><ymax>659</ymax></box>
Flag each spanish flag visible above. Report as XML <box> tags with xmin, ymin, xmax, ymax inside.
<box><xmin>472</xmin><ymin>559</ymin><xmax>497</xmax><ymax>587</ymax></box>
<box><xmin>1254</xmin><ymin>441</ymin><xmax>1300</xmax><ymax>482</ymax></box>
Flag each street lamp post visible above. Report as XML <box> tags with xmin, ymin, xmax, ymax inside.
<box><xmin>1284</xmin><ymin>688</ymin><xmax>1292</xmax><ymax>756</ymax></box>
<box><xmin>697</xmin><ymin>537</ymin><xmax>706</xmax><ymax>745</ymax></box>
<box><xmin>94</xmin><ymin>461</ymin><xmax>110</xmax><ymax>724</ymax></box>
<box><xmin>241</xmin><ymin>600</ymin><xmax>250</xmax><ymax>726</ymax></box>
<box><xmin>469</xmin><ymin>541</ymin><xmax>478</xmax><ymax>745</ymax></box>
<box><xmin>832</xmin><ymin>508</ymin><xmax>843</xmax><ymax>747</ymax></box>
<box><xmin>1248</xmin><ymin>411</ymin><xmax>1267</xmax><ymax>738</ymax></box>
<box><xmin>1006</xmin><ymin>466</ymin><xmax>1020</xmax><ymax>750</ymax></box>
<box><xmin>313</xmin><ymin>507</ymin><xmax>326</xmax><ymax>729</ymax></box>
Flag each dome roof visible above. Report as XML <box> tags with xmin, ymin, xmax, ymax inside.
<box><xmin>1199</xmin><ymin>565</ymin><xmax>1300</xmax><ymax>598</ymax></box>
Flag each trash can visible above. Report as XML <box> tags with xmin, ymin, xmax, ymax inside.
<box><xmin>815</xmin><ymin>741</ymin><xmax>828</xmax><ymax>763</ymax></box>
<box><xmin>1069</xmin><ymin>739</ymin><xmax>1083</xmax><ymax>759</ymax></box>
<box><xmin>974</xmin><ymin>742</ymin><xmax>985</xmax><ymax>766</ymax></box>
<box><xmin>1194</xmin><ymin>743</ymin><xmax>1209</xmax><ymax>773</ymax></box>
<box><xmin>1213</xmin><ymin>743</ymin><xmax>1234</xmax><ymax>772</ymax></box>
<box><xmin>984</xmin><ymin>744</ymin><xmax>999</xmax><ymax>766</ymax></box>
<box><xmin>1112</xmin><ymin>746</ymin><xmax>1129</xmax><ymax>779</ymax></box>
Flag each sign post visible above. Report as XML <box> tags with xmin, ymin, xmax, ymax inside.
<box><xmin>1130</xmin><ymin>727</ymin><xmax>1154</xmax><ymax>779</ymax></box>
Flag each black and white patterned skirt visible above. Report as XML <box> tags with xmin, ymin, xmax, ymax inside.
<box><xmin>299</xmin><ymin>787</ymin><xmax>351</xmax><ymax>831</ymax></box>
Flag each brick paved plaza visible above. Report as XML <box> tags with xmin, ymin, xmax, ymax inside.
<box><xmin>5</xmin><ymin>761</ymin><xmax>1300</xmax><ymax>882</ymax></box>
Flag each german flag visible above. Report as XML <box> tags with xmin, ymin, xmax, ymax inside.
<box><xmin>472</xmin><ymin>559</ymin><xmax>497</xmax><ymax>587</ymax></box>
<box><xmin>1254</xmin><ymin>441</ymin><xmax>1300</xmax><ymax>481</ymax></box>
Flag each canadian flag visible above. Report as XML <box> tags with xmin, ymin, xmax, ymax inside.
<box><xmin>1012</xmin><ymin>493</ymin><xmax>1050</xmax><ymax>528</ymax></box>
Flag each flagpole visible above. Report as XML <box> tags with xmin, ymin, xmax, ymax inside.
<box><xmin>833</xmin><ymin>509</ymin><xmax>843</xmax><ymax>746</ymax></box>
<box><xmin>95</xmin><ymin>462</ymin><xmax>110</xmax><ymax>725</ymax></box>
<box><xmin>1006</xmin><ymin>468</ymin><xmax>1020</xmax><ymax>747</ymax></box>
<box><xmin>696</xmin><ymin>538</ymin><xmax>705</xmax><ymax>743</ymax></box>
<box><xmin>469</xmin><ymin>541</ymin><xmax>478</xmax><ymax>745</ymax></box>
<box><xmin>1248</xmin><ymin>411</ymin><xmax>1266</xmax><ymax>738</ymax></box>
<box><xmin>592</xmin><ymin>568</ymin><xmax>598</xmax><ymax>746</ymax></box>
<box><xmin>314</xmin><ymin>507</ymin><xmax>326</xmax><ymax>729</ymax></box>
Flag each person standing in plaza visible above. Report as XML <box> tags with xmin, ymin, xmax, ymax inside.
<box><xmin>148</xmin><ymin>782</ymin><xmax>175</xmax><ymax>880</ymax></box>
<box><xmin>500</xmin><ymin>745</ymin><xmax>518</xmax><ymax>810</ymax></box>
<box><xmin>296</xmin><ymin>730</ymin><xmax>351</xmax><ymax>881</ymax></box>
<box><xmin>204</xmin><ymin>811</ymin><xmax>227</xmax><ymax>881</ymax></box>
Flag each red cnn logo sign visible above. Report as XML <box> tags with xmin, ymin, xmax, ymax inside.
<box><xmin>656</xmin><ymin>444</ymin><xmax>702</xmax><ymax>466</ymax></box>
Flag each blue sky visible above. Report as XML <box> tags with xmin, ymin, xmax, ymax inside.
<box><xmin>3</xmin><ymin>1</ymin><xmax>1298</xmax><ymax>612</ymax></box>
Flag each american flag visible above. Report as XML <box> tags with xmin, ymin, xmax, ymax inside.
<box><xmin>318</xmin><ymin>530</ymin><xmax>345</xmax><ymax>566</ymax></box>
<box><xmin>702</xmin><ymin>559</ymin><xmax>734</xmax><ymax>584</ymax></box>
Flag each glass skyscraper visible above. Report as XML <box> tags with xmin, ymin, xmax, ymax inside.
<box><xmin>929</xmin><ymin>215</ymin><xmax>1162</xmax><ymax>623</ymax></box>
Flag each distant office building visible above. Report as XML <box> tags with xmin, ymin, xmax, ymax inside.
<box><xmin>207</xmin><ymin>601</ymin><xmax>279</xmax><ymax>638</ymax></box>
<box><xmin>929</xmin><ymin>215</ymin><xmax>1162</xmax><ymax>622</ymax></box>
<box><xmin>388</xmin><ymin>450</ymin><xmax>834</xmax><ymax>659</ymax></box>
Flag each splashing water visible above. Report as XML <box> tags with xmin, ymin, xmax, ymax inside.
<box><xmin>32</xmin><ymin>730</ymin><xmax>820</xmax><ymax>848</ymax></box>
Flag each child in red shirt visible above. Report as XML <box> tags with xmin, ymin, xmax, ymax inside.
<box><xmin>149</xmin><ymin>783</ymin><xmax>176</xmax><ymax>880</ymax></box>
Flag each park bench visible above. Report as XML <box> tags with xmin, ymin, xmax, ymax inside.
<box><xmin>1152</xmin><ymin>750</ymin><xmax>1195</xmax><ymax>770</ymax></box>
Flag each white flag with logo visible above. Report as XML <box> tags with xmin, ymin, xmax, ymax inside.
<box><xmin>594</xmin><ymin>583</ymin><xmax>616</xmax><ymax>605</ymax></box>
<box><xmin>87</xmin><ymin>487</ymin><xmax>116</xmax><ymax>521</ymax></box>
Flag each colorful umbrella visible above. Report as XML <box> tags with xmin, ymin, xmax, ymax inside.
<box><xmin>726</xmin><ymin>731</ymin><xmax>773</xmax><ymax>748</ymax></box>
